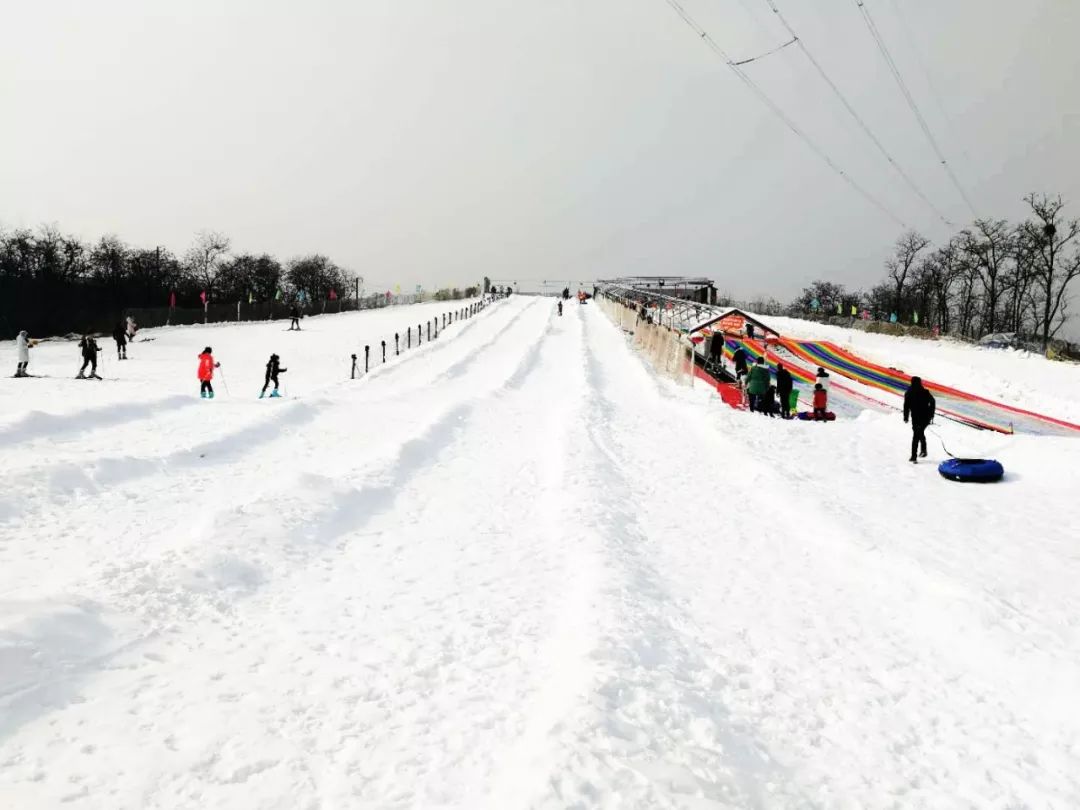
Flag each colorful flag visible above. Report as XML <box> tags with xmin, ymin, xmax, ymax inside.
<box><xmin>275</xmin><ymin>288</ymin><xmax>282</xmax><ymax>301</ymax></box>
<box><xmin>169</xmin><ymin>291</ymin><xmax>176</xmax><ymax>308</ymax></box>
<box><xmin>851</xmin><ymin>304</ymin><xmax>857</xmax><ymax>316</ymax></box>
<box><xmin>329</xmin><ymin>289</ymin><xmax>337</xmax><ymax>301</ymax></box>
<box><xmin>248</xmin><ymin>291</ymin><xmax>254</xmax><ymax>304</ymax></box>
<box><xmin>200</xmin><ymin>290</ymin><xmax>207</xmax><ymax>305</ymax></box>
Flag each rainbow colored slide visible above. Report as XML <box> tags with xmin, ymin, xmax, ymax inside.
<box><xmin>721</xmin><ymin>338</ymin><xmax>896</xmax><ymax>420</ymax></box>
<box><xmin>778</xmin><ymin>339</ymin><xmax>1080</xmax><ymax>436</ymax></box>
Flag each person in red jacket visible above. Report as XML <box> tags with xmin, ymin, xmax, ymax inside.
<box><xmin>198</xmin><ymin>347</ymin><xmax>220</xmax><ymax>398</ymax></box>
<box><xmin>812</xmin><ymin>383</ymin><xmax>828</xmax><ymax>419</ymax></box>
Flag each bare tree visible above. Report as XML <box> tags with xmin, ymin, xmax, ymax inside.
<box><xmin>1020</xmin><ymin>193</ymin><xmax>1080</xmax><ymax>349</ymax></box>
<box><xmin>184</xmin><ymin>231</ymin><xmax>231</xmax><ymax>296</ymax></box>
<box><xmin>886</xmin><ymin>230</ymin><xmax>930</xmax><ymax>316</ymax></box>
<box><xmin>958</xmin><ymin>219</ymin><xmax>1014</xmax><ymax>334</ymax></box>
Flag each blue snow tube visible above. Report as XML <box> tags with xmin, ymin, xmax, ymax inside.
<box><xmin>938</xmin><ymin>458</ymin><xmax>1004</xmax><ymax>483</ymax></box>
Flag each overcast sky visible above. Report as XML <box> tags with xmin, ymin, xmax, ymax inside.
<box><xmin>2</xmin><ymin>0</ymin><xmax>1078</xmax><ymax>307</ymax></box>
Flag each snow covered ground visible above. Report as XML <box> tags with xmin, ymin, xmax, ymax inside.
<box><xmin>2</xmin><ymin>298</ymin><xmax>1080</xmax><ymax>808</ymax></box>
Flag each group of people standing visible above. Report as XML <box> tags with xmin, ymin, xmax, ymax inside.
<box><xmin>731</xmin><ymin>346</ymin><xmax>830</xmax><ymax>420</ymax></box>
<box><xmin>728</xmin><ymin>342</ymin><xmax>938</xmax><ymax>460</ymax></box>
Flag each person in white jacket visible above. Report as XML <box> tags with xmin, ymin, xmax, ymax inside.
<box><xmin>15</xmin><ymin>330</ymin><xmax>32</xmax><ymax>376</ymax></box>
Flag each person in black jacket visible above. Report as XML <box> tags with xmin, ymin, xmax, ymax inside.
<box><xmin>260</xmin><ymin>353</ymin><xmax>287</xmax><ymax>398</ymax></box>
<box><xmin>288</xmin><ymin>305</ymin><xmax>301</xmax><ymax>331</ymax></box>
<box><xmin>112</xmin><ymin>322</ymin><xmax>127</xmax><ymax>359</ymax></box>
<box><xmin>732</xmin><ymin>346</ymin><xmax>749</xmax><ymax>381</ymax></box>
<box><xmin>77</xmin><ymin>335</ymin><xmax>101</xmax><ymax>379</ymax></box>
<box><xmin>775</xmin><ymin>362</ymin><xmax>793</xmax><ymax>419</ymax></box>
<box><xmin>903</xmin><ymin>376</ymin><xmax>936</xmax><ymax>462</ymax></box>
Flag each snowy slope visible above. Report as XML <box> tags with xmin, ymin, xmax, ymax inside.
<box><xmin>2</xmin><ymin>298</ymin><xmax>1079</xmax><ymax>808</ymax></box>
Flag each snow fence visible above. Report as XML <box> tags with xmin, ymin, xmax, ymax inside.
<box><xmin>597</xmin><ymin>294</ymin><xmax>693</xmax><ymax>386</ymax></box>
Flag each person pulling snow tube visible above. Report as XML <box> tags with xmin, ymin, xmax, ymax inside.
<box><xmin>937</xmin><ymin>458</ymin><xmax>1004</xmax><ymax>483</ymax></box>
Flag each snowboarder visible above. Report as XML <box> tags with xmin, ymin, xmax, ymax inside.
<box><xmin>776</xmin><ymin>362</ymin><xmax>794</xmax><ymax>419</ymax></box>
<box><xmin>903</xmin><ymin>376</ymin><xmax>936</xmax><ymax>462</ymax></box>
<box><xmin>14</xmin><ymin>330</ymin><xmax>33</xmax><ymax>377</ymax></box>
<box><xmin>288</xmin><ymin>305</ymin><xmax>301</xmax><ymax>331</ymax></box>
<box><xmin>746</xmin><ymin>357</ymin><xmax>771</xmax><ymax>413</ymax></box>
<box><xmin>113</xmin><ymin>322</ymin><xmax>128</xmax><ymax>359</ymax></box>
<box><xmin>815</xmin><ymin>367</ymin><xmax>830</xmax><ymax>392</ymax></box>
<box><xmin>197</xmin><ymin>347</ymin><xmax>220</xmax><ymax>398</ymax></box>
<box><xmin>813</xmin><ymin>383</ymin><xmax>828</xmax><ymax>419</ymax></box>
<box><xmin>260</xmin><ymin>353</ymin><xmax>287</xmax><ymax>398</ymax></box>
<box><xmin>77</xmin><ymin>335</ymin><xmax>102</xmax><ymax>379</ymax></box>
<box><xmin>125</xmin><ymin>315</ymin><xmax>138</xmax><ymax>342</ymax></box>
<box><xmin>557</xmin><ymin>300</ymin><xmax>563</xmax><ymax>317</ymax></box>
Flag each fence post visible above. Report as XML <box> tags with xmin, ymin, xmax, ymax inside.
<box><xmin>408</xmin><ymin>327</ymin><xmax>411</xmax><ymax>348</ymax></box>
<box><xmin>364</xmin><ymin>345</ymin><xmax>369</xmax><ymax>373</ymax></box>
<box><xmin>418</xmin><ymin>323</ymin><xmax>422</xmax><ymax>345</ymax></box>
<box><xmin>351</xmin><ymin>353</ymin><xmax>357</xmax><ymax>379</ymax></box>
<box><xmin>381</xmin><ymin>340</ymin><xmax>386</xmax><ymax>363</ymax></box>
<box><xmin>396</xmin><ymin>333</ymin><xmax>400</xmax><ymax>355</ymax></box>
<box><xmin>427</xmin><ymin>321</ymin><xmax>431</xmax><ymax>341</ymax></box>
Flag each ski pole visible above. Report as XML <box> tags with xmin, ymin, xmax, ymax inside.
<box><xmin>218</xmin><ymin>366</ymin><xmax>231</xmax><ymax>396</ymax></box>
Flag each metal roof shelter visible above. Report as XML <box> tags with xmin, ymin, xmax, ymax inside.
<box><xmin>600</xmin><ymin>276</ymin><xmax>716</xmax><ymax>304</ymax></box>
<box><xmin>598</xmin><ymin>279</ymin><xmax>777</xmax><ymax>338</ymax></box>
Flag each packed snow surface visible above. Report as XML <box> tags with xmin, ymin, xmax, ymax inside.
<box><xmin>2</xmin><ymin>298</ymin><xmax>1080</xmax><ymax>808</ymax></box>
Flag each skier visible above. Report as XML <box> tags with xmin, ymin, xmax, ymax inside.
<box><xmin>125</xmin><ymin>315</ymin><xmax>138</xmax><ymax>342</ymax></box>
<box><xmin>197</xmin><ymin>347</ymin><xmax>220</xmax><ymax>398</ymax></box>
<box><xmin>562</xmin><ymin>287</ymin><xmax>570</xmax><ymax>300</ymax></box>
<box><xmin>14</xmin><ymin>330</ymin><xmax>32</xmax><ymax>377</ymax></box>
<box><xmin>746</xmin><ymin>357</ymin><xmax>771</xmax><ymax>413</ymax></box>
<box><xmin>76</xmin><ymin>335</ymin><xmax>102</xmax><ymax>379</ymax></box>
<box><xmin>113</xmin><ymin>321</ymin><xmax>128</xmax><ymax>359</ymax></box>
<box><xmin>812</xmin><ymin>383</ymin><xmax>828</xmax><ymax>419</ymax></box>
<box><xmin>260</xmin><ymin>353</ymin><xmax>287</xmax><ymax>398</ymax></box>
<box><xmin>288</xmin><ymin>305</ymin><xmax>301</xmax><ymax>331</ymax></box>
<box><xmin>903</xmin><ymin>376</ymin><xmax>936</xmax><ymax>462</ymax></box>
<box><xmin>776</xmin><ymin>362</ymin><xmax>793</xmax><ymax>419</ymax></box>
<box><xmin>815</xmin><ymin>366</ymin><xmax>830</xmax><ymax>392</ymax></box>
<box><xmin>557</xmin><ymin>300</ymin><xmax>563</xmax><ymax>317</ymax></box>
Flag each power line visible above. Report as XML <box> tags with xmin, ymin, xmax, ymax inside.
<box><xmin>762</xmin><ymin>0</ymin><xmax>955</xmax><ymax>227</ymax></box>
<box><xmin>854</xmin><ymin>0</ymin><xmax>978</xmax><ymax>218</ymax></box>
<box><xmin>730</xmin><ymin>36</ymin><xmax>797</xmax><ymax>66</ymax></box>
<box><xmin>661</xmin><ymin>0</ymin><xmax>909</xmax><ymax>228</ymax></box>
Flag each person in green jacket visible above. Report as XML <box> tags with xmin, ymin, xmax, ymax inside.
<box><xmin>746</xmin><ymin>357</ymin><xmax>771</xmax><ymax>413</ymax></box>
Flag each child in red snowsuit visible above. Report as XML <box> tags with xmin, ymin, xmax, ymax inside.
<box><xmin>812</xmin><ymin>383</ymin><xmax>828</xmax><ymax>419</ymax></box>
<box><xmin>198</xmin><ymin>347</ymin><xmax>220</xmax><ymax>398</ymax></box>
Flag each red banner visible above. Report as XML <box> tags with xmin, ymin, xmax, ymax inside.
<box><xmin>718</xmin><ymin>314</ymin><xmax>746</xmax><ymax>333</ymax></box>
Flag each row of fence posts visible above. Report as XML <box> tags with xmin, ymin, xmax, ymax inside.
<box><xmin>350</xmin><ymin>299</ymin><xmax>490</xmax><ymax>379</ymax></box>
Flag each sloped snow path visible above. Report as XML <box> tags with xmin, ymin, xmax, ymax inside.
<box><xmin>2</xmin><ymin>299</ymin><xmax>1079</xmax><ymax>809</ymax></box>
